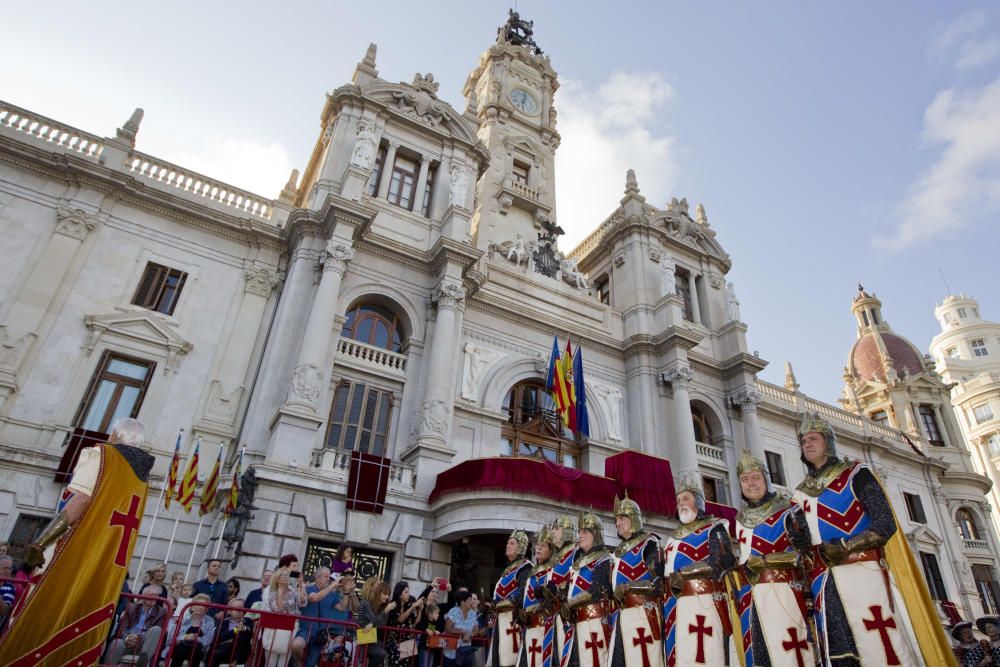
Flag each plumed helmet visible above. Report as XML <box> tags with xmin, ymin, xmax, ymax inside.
<box><xmin>613</xmin><ymin>490</ymin><xmax>644</xmax><ymax>534</ymax></box>
<box><xmin>535</xmin><ymin>524</ymin><xmax>556</xmax><ymax>551</ymax></box>
<box><xmin>797</xmin><ymin>412</ymin><xmax>838</xmax><ymax>462</ymax></box>
<box><xmin>674</xmin><ymin>470</ymin><xmax>706</xmax><ymax>513</ymax></box>
<box><xmin>551</xmin><ymin>515</ymin><xmax>575</xmax><ymax>546</ymax></box>
<box><xmin>577</xmin><ymin>511</ymin><xmax>604</xmax><ymax>546</ymax></box>
<box><xmin>508</xmin><ymin>529</ymin><xmax>529</xmax><ymax>559</ymax></box>
<box><xmin>736</xmin><ymin>449</ymin><xmax>773</xmax><ymax>494</ymax></box>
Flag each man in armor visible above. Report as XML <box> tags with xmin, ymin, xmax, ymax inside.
<box><xmin>732</xmin><ymin>449</ymin><xmax>814</xmax><ymax>667</ymax></box>
<box><xmin>519</xmin><ymin>526</ymin><xmax>558</xmax><ymax>667</ymax></box>
<box><xmin>663</xmin><ymin>472</ymin><xmax>735</xmax><ymax>666</ymax></box>
<box><xmin>491</xmin><ymin>529</ymin><xmax>533</xmax><ymax>667</ymax></box>
<box><xmin>547</xmin><ymin>516</ymin><xmax>577</xmax><ymax>667</ymax></box>
<box><xmin>792</xmin><ymin>413</ymin><xmax>954</xmax><ymax>666</ymax></box>
<box><xmin>609</xmin><ymin>492</ymin><xmax>664</xmax><ymax>667</ymax></box>
<box><xmin>562</xmin><ymin>512</ymin><xmax>613</xmax><ymax>667</ymax></box>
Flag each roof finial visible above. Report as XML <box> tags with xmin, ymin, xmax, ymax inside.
<box><xmin>352</xmin><ymin>43</ymin><xmax>379</xmax><ymax>84</ymax></box>
<box><xmin>625</xmin><ymin>169</ymin><xmax>639</xmax><ymax>196</ymax></box>
<box><xmin>115</xmin><ymin>107</ymin><xmax>144</xmax><ymax>147</ymax></box>
<box><xmin>784</xmin><ymin>361</ymin><xmax>800</xmax><ymax>392</ymax></box>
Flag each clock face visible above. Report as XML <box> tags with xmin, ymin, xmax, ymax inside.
<box><xmin>508</xmin><ymin>88</ymin><xmax>539</xmax><ymax>115</ymax></box>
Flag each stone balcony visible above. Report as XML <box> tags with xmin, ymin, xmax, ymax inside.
<box><xmin>336</xmin><ymin>338</ymin><xmax>407</xmax><ymax>380</ymax></box>
<box><xmin>964</xmin><ymin>538</ymin><xmax>990</xmax><ymax>552</ymax></box>
<box><xmin>696</xmin><ymin>440</ymin><xmax>726</xmax><ymax>465</ymax></box>
<box><xmin>315</xmin><ymin>448</ymin><xmax>416</xmax><ymax>495</ymax></box>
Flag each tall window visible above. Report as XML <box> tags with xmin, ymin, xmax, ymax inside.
<box><xmin>918</xmin><ymin>405</ymin><xmax>944</xmax><ymax>446</ymax></box>
<box><xmin>861</xmin><ymin>310</ymin><xmax>869</xmax><ymax>327</ymax></box>
<box><xmin>5</xmin><ymin>514</ymin><xmax>49</xmax><ymax>561</ymax></box>
<box><xmin>692</xmin><ymin>408</ymin><xmax>714</xmax><ymax>445</ymax></box>
<box><xmin>133</xmin><ymin>262</ymin><xmax>187</xmax><ymax>315</ymax></box>
<box><xmin>903</xmin><ymin>492</ymin><xmax>926</xmax><ymax>523</ymax></box>
<box><xmin>919</xmin><ymin>552</ymin><xmax>947</xmax><ymax>600</ymax></box>
<box><xmin>387</xmin><ymin>155</ymin><xmax>417</xmax><ymax>210</ymax></box>
<box><xmin>957</xmin><ymin>508</ymin><xmax>981</xmax><ymax>541</ymax></box>
<box><xmin>74</xmin><ymin>352</ymin><xmax>155</xmax><ymax>434</ymax></box>
<box><xmin>974</xmin><ymin>404</ymin><xmax>995</xmax><ymax>425</ymax></box>
<box><xmin>512</xmin><ymin>161</ymin><xmax>530</xmax><ymax>186</ymax></box>
<box><xmin>958</xmin><ymin>308</ymin><xmax>968</xmax><ymax>318</ymax></box>
<box><xmin>972</xmin><ymin>339</ymin><xmax>990</xmax><ymax>357</ymax></box>
<box><xmin>989</xmin><ymin>435</ymin><xmax>1000</xmax><ymax>457</ymax></box>
<box><xmin>870</xmin><ymin>309</ymin><xmax>879</xmax><ymax>325</ymax></box>
<box><xmin>675</xmin><ymin>268</ymin><xmax>693</xmax><ymax>321</ymax></box>
<box><xmin>366</xmin><ymin>145</ymin><xmax>387</xmax><ymax>196</ymax></box>
<box><xmin>595</xmin><ymin>275</ymin><xmax>610</xmax><ymax>306</ymax></box>
<box><xmin>973</xmin><ymin>564</ymin><xmax>1000</xmax><ymax>614</ymax></box>
<box><xmin>341</xmin><ymin>304</ymin><xmax>405</xmax><ymax>353</ymax></box>
<box><xmin>501</xmin><ymin>381</ymin><xmax>579</xmax><ymax>468</ymax></box>
<box><xmin>420</xmin><ymin>165</ymin><xmax>435</xmax><ymax>217</ymax></box>
<box><xmin>703</xmin><ymin>475</ymin><xmax>729</xmax><ymax>505</ymax></box>
<box><xmin>945</xmin><ymin>346</ymin><xmax>959</xmax><ymax>358</ymax></box>
<box><xmin>764</xmin><ymin>451</ymin><xmax>786</xmax><ymax>486</ymax></box>
<box><xmin>325</xmin><ymin>380</ymin><xmax>392</xmax><ymax>455</ymax></box>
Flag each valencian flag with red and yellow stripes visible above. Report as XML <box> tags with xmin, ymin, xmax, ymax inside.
<box><xmin>546</xmin><ymin>336</ymin><xmax>574</xmax><ymax>427</ymax></box>
<box><xmin>200</xmin><ymin>445</ymin><xmax>221</xmax><ymax>516</ymax></box>
<box><xmin>164</xmin><ymin>430</ymin><xmax>183</xmax><ymax>510</ymax></box>
<box><xmin>178</xmin><ymin>438</ymin><xmax>200</xmax><ymax>512</ymax></box>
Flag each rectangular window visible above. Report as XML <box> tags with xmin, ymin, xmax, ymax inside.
<box><xmin>595</xmin><ymin>275</ymin><xmax>610</xmax><ymax>306</ymax></box>
<box><xmin>990</xmin><ymin>435</ymin><xmax>1000</xmax><ymax>457</ymax></box>
<box><xmin>675</xmin><ymin>268</ymin><xmax>693</xmax><ymax>322</ymax></box>
<box><xmin>904</xmin><ymin>492</ymin><xmax>926</xmax><ymax>523</ymax></box>
<box><xmin>325</xmin><ymin>380</ymin><xmax>393</xmax><ymax>456</ymax></box>
<box><xmin>918</xmin><ymin>405</ymin><xmax>944</xmax><ymax>446</ymax></box>
<box><xmin>973</xmin><ymin>564</ymin><xmax>1000</xmax><ymax>615</ymax></box>
<box><xmin>132</xmin><ymin>263</ymin><xmax>187</xmax><ymax>316</ymax></box>
<box><xmin>870</xmin><ymin>410</ymin><xmax>889</xmax><ymax>423</ymax></box>
<box><xmin>919</xmin><ymin>552</ymin><xmax>947</xmax><ymax>600</ymax></box>
<box><xmin>861</xmin><ymin>310</ymin><xmax>870</xmax><ymax>327</ymax></box>
<box><xmin>387</xmin><ymin>155</ymin><xmax>417</xmax><ymax>210</ymax></box>
<box><xmin>945</xmin><ymin>347</ymin><xmax>959</xmax><ymax>358</ymax></box>
<box><xmin>958</xmin><ymin>308</ymin><xmax>968</xmax><ymax>318</ymax></box>
<box><xmin>5</xmin><ymin>514</ymin><xmax>49</xmax><ymax>562</ymax></box>
<box><xmin>702</xmin><ymin>475</ymin><xmax>729</xmax><ymax>505</ymax></box>
<box><xmin>974</xmin><ymin>404</ymin><xmax>995</xmax><ymax>425</ymax></box>
<box><xmin>420</xmin><ymin>165</ymin><xmax>435</xmax><ymax>217</ymax></box>
<box><xmin>366</xmin><ymin>145</ymin><xmax>387</xmax><ymax>196</ymax></box>
<box><xmin>512</xmin><ymin>161</ymin><xmax>530</xmax><ymax>186</ymax></box>
<box><xmin>973</xmin><ymin>339</ymin><xmax>989</xmax><ymax>357</ymax></box>
<box><xmin>764</xmin><ymin>451</ymin><xmax>786</xmax><ymax>486</ymax></box>
<box><xmin>74</xmin><ymin>351</ymin><xmax>155</xmax><ymax>434</ymax></box>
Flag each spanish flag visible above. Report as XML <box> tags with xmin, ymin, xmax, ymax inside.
<box><xmin>178</xmin><ymin>438</ymin><xmax>200</xmax><ymax>513</ymax></box>
<box><xmin>200</xmin><ymin>446</ymin><xmax>221</xmax><ymax>516</ymax></box>
<box><xmin>546</xmin><ymin>337</ymin><xmax>571</xmax><ymax>423</ymax></box>
<box><xmin>562</xmin><ymin>338</ymin><xmax>577</xmax><ymax>431</ymax></box>
<box><xmin>164</xmin><ymin>430</ymin><xmax>182</xmax><ymax>510</ymax></box>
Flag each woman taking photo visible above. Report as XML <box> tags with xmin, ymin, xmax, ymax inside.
<box><xmin>386</xmin><ymin>581</ymin><xmax>424</xmax><ymax>666</ymax></box>
<box><xmin>444</xmin><ymin>591</ymin><xmax>478</xmax><ymax>667</ymax></box>
<box><xmin>356</xmin><ymin>578</ymin><xmax>396</xmax><ymax>667</ymax></box>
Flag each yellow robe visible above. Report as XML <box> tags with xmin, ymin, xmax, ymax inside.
<box><xmin>0</xmin><ymin>444</ymin><xmax>149</xmax><ymax>666</ymax></box>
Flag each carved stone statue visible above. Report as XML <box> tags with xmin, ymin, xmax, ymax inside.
<box><xmin>507</xmin><ymin>233</ymin><xmax>527</xmax><ymax>264</ymax></box>
<box><xmin>350</xmin><ymin>122</ymin><xmax>377</xmax><ymax>170</ymax></box>
<box><xmin>695</xmin><ymin>203</ymin><xmax>708</xmax><ymax>225</ymax></box>
<box><xmin>661</xmin><ymin>255</ymin><xmax>676</xmax><ymax>297</ymax></box>
<box><xmin>462</xmin><ymin>342</ymin><xmax>505</xmax><ymax>400</ymax></box>
<box><xmin>559</xmin><ymin>255</ymin><xmax>588</xmax><ymax>289</ymax></box>
<box><xmin>449</xmin><ymin>164</ymin><xmax>469</xmax><ymax>208</ymax></box>
<box><xmin>726</xmin><ymin>281</ymin><xmax>741</xmax><ymax>322</ymax></box>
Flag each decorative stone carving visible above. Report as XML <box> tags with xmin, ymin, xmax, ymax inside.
<box><xmin>488</xmin><ymin>234</ymin><xmax>533</xmax><ymax>270</ymax></box>
<box><xmin>420</xmin><ymin>399</ymin><xmax>449</xmax><ymax>435</ymax></box>
<box><xmin>393</xmin><ymin>74</ymin><xmax>448</xmax><ymax>127</ymax></box>
<box><xmin>287</xmin><ymin>363</ymin><xmax>322</xmax><ymax>407</ymax></box>
<box><xmin>588</xmin><ymin>380</ymin><xmax>624</xmax><ymax>442</ymax></box>
<box><xmin>448</xmin><ymin>164</ymin><xmax>469</xmax><ymax>208</ymax></box>
<box><xmin>497</xmin><ymin>192</ymin><xmax>514</xmax><ymax>214</ymax></box>
<box><xmin>116</xmin><ymin>107</ymin><xmax>144</xmax><ymax>146</ymax></box>
<box><xmin>726</xmin><ymin>281</ymin><xmax>742</xmax><ymax>322</ymax></box>
<box><xmin>435</xmin><ymin>284</ymin><xmax>466</xmax><ymax>311</ymax></box>
<box><xmin>548</xmin><ymin>106</ymin><xmax>557</xmax><ymax>128</ymax></box>
<box><xmin>734</xmin><ymin>388</ymin><xmax>761</xmax><ymax>413</ymax></box>
<box><xmin>624</xmin><ymin>169</ymin><xmax>640</xmax><ymax>196</ymax></box>
<box><xmin>244</xmin><ymin>267</ymin><xmax>280</xmax><ymax>298</ymax></box>
<box><xmin>461</xmin><ymin>342</ymin><xmax>506</xmax><ymax>400</ymax></box>
<box><xmin>648</xmin><ymin>249</ymin><xmax>662</xmax><ymax>263</ymax></box>
<box><xmin>0</xmin><ymin>325</ymin><xmax>35</xmax><ymax>370</ymax></box>
<box><xmin>350</xmin><ymin>122</ymin><xmax>378</xmax><ymax>170</ymax></box>
<box><xmin>662</xmin><ymin>365</ymin><xmax>694</xmax><ymax>389</ymax></box>
<box><xmin>55</xmin><ymin>207</ymin><xmax>97</xmax><ymax>240</ymax></box>
<box><xmin>323</xmin><ymin>242</ymin><xmax>354</xmax><ymax>275</ymax></box>
<box><xmin>533</xmin><ymin>218</ymin><xmax>564</xmax><ymax>279</ymax></box>
<box><xmin>613</xmin><ymin>255</ymin><xmax>625</xmax><ymax>268</ymax></box>
<box><xmin>559</xmin><ymin>255</ymin><xmax>588</xmax><ymax>289</ymax></box>
<box><xmin>695</xmin><ymin>203</ymin><xmax>708</xmax><ymax>226</ymax></box>
<box><xmin>206</xmin><ymin>380</ymin><xmax>243</xmax><ymax>422</ymax></box>
<box><xmin>660</xmin><ymin>254</ymin><xmax>676</xmax><ymax>297</ymax></box>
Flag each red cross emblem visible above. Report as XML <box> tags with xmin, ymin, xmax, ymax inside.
<box><xmin>689</xmin><ymin>614</ymin><xmax>713</xmax><ymax>664</ymax></box>
<box><xmin>109</xmin><ymin>495</ymin><xmax>142</xmax><ymax>568</ymax></box>
<box><xmin>632</xmin><ymin>626</ymin><xmax>654</xmax><ymax>667</ymax></box>
<box><xmin>584</xmin><ymin>631</ymin><xmax>605</xmax><ymax>667</ymax></box>
<box><xmin>862</xmin><ymin>605</ymin><xmax>900</xmax><ymax>665</ymax></box>
<box><xmin>505</xmin><ymin>622</ymin><xmax>520</xmax><ymax>654</ymax></box>
<box><xmin>527</xmin><ymin>637</ymin><xmax>542</xmax><ymax>667</ymax></box>
<box><xmin>781</xmin><ymin>627</ymin><xmax>809</xmax><ymax>667</ymax></box>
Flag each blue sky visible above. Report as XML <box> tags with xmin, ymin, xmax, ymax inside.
<box><xmin>3</xmin><ymin>1</ymin><xmax>999</xmax><ymax>404</ymax></box>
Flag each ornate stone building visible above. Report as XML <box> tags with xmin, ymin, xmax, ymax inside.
<box><xmin>0</xmin><ymin>12</ymin><xmax>997</xmax><ymax>619</ymax></box>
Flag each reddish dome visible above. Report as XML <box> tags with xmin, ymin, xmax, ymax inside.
<box><xmin>851</xmin><ymin>332</ymin><xmax>924</xmax><ymax>382</ymax></box>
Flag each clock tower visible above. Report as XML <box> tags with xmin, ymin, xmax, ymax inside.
<box><xmin>463</xmin><ymin>10</ymin><xmax>561</xmax><ymax>252</ymax></box>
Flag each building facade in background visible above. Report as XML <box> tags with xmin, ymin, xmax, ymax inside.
<box><xmin>1</xmin><ymin>13</ymin><xmax>998</xmax><ymax>620</ymax></box>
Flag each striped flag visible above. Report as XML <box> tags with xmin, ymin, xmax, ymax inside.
<box><xmin>200</xmin><ymin>445</ymin><xmax>222</xmax><ymax>516</ymax></box>
<box><xmin>562</xmin><ymin>338</ymin><xmax>578</xmax><ymax>431</ymax></box>
<box><xmin>178</xmin><ymin>438</ymin><xmax>200</xmax><ymax>513</ymax></box>
<box><xmin>164</xmin><ymin>430</ymin><xmax>183</xmax><ymax>510</ymax></box>
<box><xmin>546</xmin><ymin>337</ymin><xmax>571</xmax><ymax>423</ymax></box>
<box><xmin>573</xmin><ymin>345</ymin><xmax>590</xmax><ymax>438</ymax></box>
<box><xmin>224</xmin><ymin>446</ymin><xmax>244</xmax><ymax>517</ymax></box>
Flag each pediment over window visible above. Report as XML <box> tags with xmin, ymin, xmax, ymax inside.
<box><xmin>83</xmin><ymin>311</ymin><xmax>193</xmax><ymax>373</ymax></box>
<box><xmin>907</xmin><ymin>524</ymin><xmax>943</xmax><ymax>548</ymax></box>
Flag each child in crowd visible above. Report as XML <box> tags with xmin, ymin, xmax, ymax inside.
<box><xmin>417</xmin><ymin>603</ymin><xmax>441</xmax><ymax>667</ymax></box>
<box><xmin>172</xmin><ymin>583</ymin><xmax>194</xmax><ymax>618</ymax></box>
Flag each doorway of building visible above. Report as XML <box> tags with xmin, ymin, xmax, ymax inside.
<box><xmin>304</xmin><ymin>537</ymin><xmax>394</xmax><ymax>586</ymax></box>
<box><xmin>448</xmin><ymin>532</ymin><xmax>510</xmax><ymax>601</ymax></box>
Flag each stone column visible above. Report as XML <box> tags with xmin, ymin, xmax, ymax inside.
<box><xmin>266</xmin><ymin>240</ymin><xmax>353</xmax><ymax>466</ymax></box>
<box><xmin>663</xmin><ymin>365</ymin><xmax>698</xmax><ymax>475</ymax></box>
<box><xmin>687</xmin><ymin>273</ymin><xmax>701</xmax><ymax>325</ymax></box>
<box><xmin>736</xmin><ymin>388</ymin><xmax>765</xmax><ymax>460</ymax></box>
<box><xmin>376</xmin><ymin>141</ymin><xmax>399</xmax><ymax>200</ymax></box>
<box><xmin>414</xmin><ymin>282</ymin><xmax>465</xmax><ymax>448</ymax></box>
<box><xmin>413</xmin><ymin>157</ymin><xmax>432</xmax><ymax>214</ymax></box>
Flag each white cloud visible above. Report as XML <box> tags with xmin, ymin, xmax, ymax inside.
<box><xmin>933</xmin><ymin>10</ymin><xmax>988</xmax><ymax>52</ymax></box>
<box><xmin>879</xmin><ymin>75</ymin><xmax>1000</xmax><ymax>251</ymax></box>
<box><xmin>554</xmin><ymin>70</ymin><xmax>680</xmax><ymax>249</ymax></box>
<box><xmin>931</xmin><ymin>10</ymin><xmax>1000</xmax><ymax>70</ymax></box>
<box><xmin>956</xmin><ymin>37</ymin><xmax>1000</xmax><ymax>69</ymax></box>
<box><xmin>171</xmin><ymin>139</ymin><xmax>295</xmax><ymax>199</ymax></box>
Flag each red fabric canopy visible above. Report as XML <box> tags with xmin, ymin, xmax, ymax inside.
<box><xmin>604</xmin><ymin>450</ymin><xmax>677</xmax><ymax>517</ymax></box>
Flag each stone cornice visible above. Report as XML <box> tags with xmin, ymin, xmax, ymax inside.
<box><xmin>651</xmin><ymin>325</ymin><xmax>706</xmax><ymax>352</ymax></box>
<box><xmin>429</xmin><ymin>236</ymin><xmax>483</xmax><ymax>275</ymax></box>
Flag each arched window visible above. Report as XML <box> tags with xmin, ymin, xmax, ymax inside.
<box><xmin>692</xmin><ymin>407</ymin><xmax>714</xmax><ymax>445</ymax></box>
<box><xmin>341</xmin><ymin>304</ymin><xmax>405</xmax><ymax>353</ymax></box>
<box><xmin>957</xmin><ymin>508</ymin><xmax>981</xmax><ymax>541</ymax></box>
<box><xmin>500</xmin><ymin>380</ymin><xmax>580</xmax><ymax>468</ymax></box>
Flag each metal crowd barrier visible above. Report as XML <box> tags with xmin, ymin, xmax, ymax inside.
<box><xmin>98</xmin><ymin>591</ymin><xmax>175</xmax><ymax>666</ymax></box>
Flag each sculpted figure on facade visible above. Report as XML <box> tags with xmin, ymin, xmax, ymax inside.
<box><xmin>449</xmin><ymin>163</ymin><xmax>470</xmax><ymax>208</ymax></box>
<box><xmin>462</xmin><ymin>341</ymin><xmax>505</xmax><ymax>400</ymax></box>
<box><xmin>350</xmin><ymin>121</ymin><xmax>378</xmax><ymax>170</ymax></box>
<box><xmin>419</xmin><ymin>399</ymin><xmax>449</xmax><ymax>435</ymax></box>
<box><xmin>726</xmin><ymin>281</ymin><xmax>742</xmax><ymax>322</ymax></box>
<box><xmin>660</xmin><ymin>254</ymin><xmax>676</xmax><ymax>298</ymax></box>
<box><xmin>587</xmin><ymin>380</ymin><xmax>623</xmax><ymax>442</ymax></box>
<box><xmin>287</xmin><ymin>363</ymin><xmax>322</xmax><ymax>407</ymax></box>
<box><xmin>559</xmin><ymin>255</ymin><xmax>587</xmax><ymax>289</ymax></box>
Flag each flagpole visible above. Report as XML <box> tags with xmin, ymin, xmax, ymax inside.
<box><xmin>165</xmin><ymin>436</ymin><xmax>199</xmax><ymax>568</ymax></box>
<box><xmin>187</xmin><ymin>441</ymin><xmax>226</xmax><ymax>578</ymax></box>
<box><xmin>135</xmin><ymin>427</ymin><xmax>183</xmax><ymax>579</ymax></box>
<box><xmin>185</xmin><ymin>515</ymin><xmax>206</xmax><ymax>582</ymax></box>
<box><xmin>213</xmin><ymin>444</ymin><xmax>245</xmax><ymax>559</ymax></box>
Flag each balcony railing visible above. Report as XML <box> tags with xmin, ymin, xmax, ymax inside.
<box><xmin>965</xmin><ymin>538</ymin><xmax>989</xmax><ymax>551</ymax></box>
<box><xmin>696</xmin><ymin>441</ymin><xmax>725</xmax><ymax>463</ymax></box>
<box><xmin>0</xmin><ymin>102</ymin><xmax>105</xmax><ymax>161</ymax></box>
<box><xmin>337</xmin><ymin>338</ymin><xmax>407</xmax><ymax>379</ymax></box>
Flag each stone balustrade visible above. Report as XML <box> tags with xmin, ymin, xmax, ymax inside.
<box><xmin>336</xmin><ymin>338</ymin><xmax>407</xmax><ymax>379</ymax></box>
<box><xmin>965</xmin><ymin>538</ymin><xmax>989</xmax><ymax>551</ymax></box>
<box><xmin>510</xmin><ymin>180</ymin><xmax>539</xmax><ymax>202</ymax></box>
<box><xmin>127</xmin><ymin>152</ymin><xmax>273</xmax><ymax>221</ymax></box>
<box><xmin>315</xmin><ymin>447</ymin><xmax>417</xmax><ymax>494</ymax></box>
<box><xmin>696</xmin><ymin>440</ymin><xmax>725</xmax><ymax>463</ymax></box>
<box><xmin>567</xmin><ymin>217</ymin><xmax>615</xmax><ymax>261</ymax></box>
<box><xmin>0</xmin><ymin>102</ymin><xmax>104</xmax><ymax>161</ymax></box>
<box><xmin>954</xmin><ymin>372</ymin><xmax>1000</xmax><ymax>396</ymax></box>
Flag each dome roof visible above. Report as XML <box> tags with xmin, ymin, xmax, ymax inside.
<box><xmin>851</xmin><ymin>331</ymin><xmax>924</xmax><ymax>382</ymax></box>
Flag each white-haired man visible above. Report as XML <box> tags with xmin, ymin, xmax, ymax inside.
<box><xmin>0</xmin><ymin>417</ymin><xmax>155</xmax><ymax>665</ymax></box>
